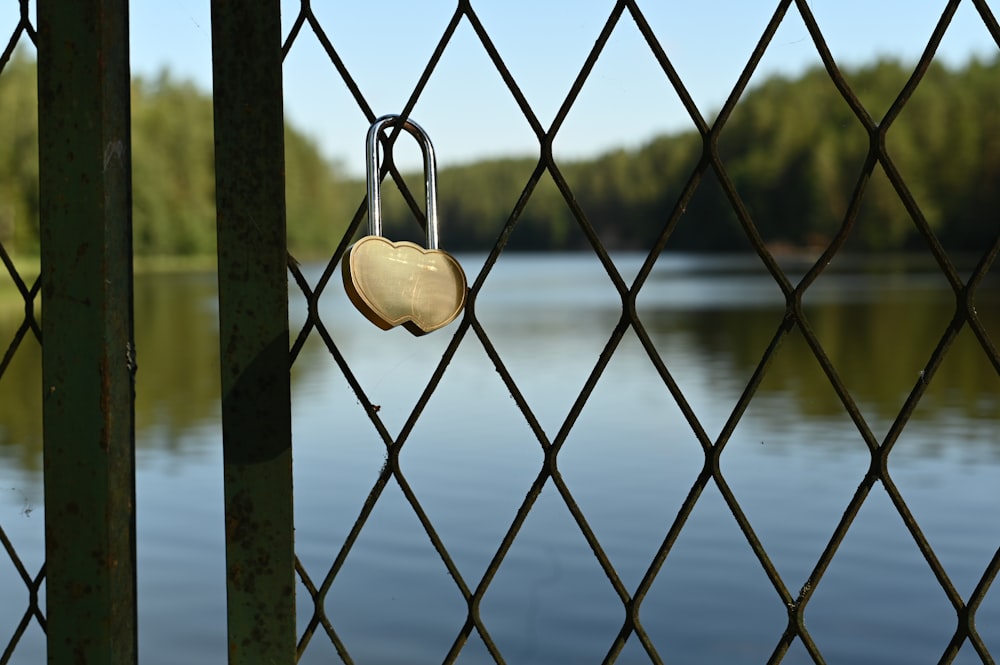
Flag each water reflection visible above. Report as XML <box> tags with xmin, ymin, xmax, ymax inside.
<box><xmin>640</xmin><ymin>257</ymin><xmax>999</xmax><ymax>439</ymax></box>
<box><xmin>1</xmin><ymin>254</ymin><xmax>997</xmax><ymax>471</ymax></box>
<box><xmin>0</xmin><ymin>306</ymin><xmax>41</xmax><ymax>471</ymax></box>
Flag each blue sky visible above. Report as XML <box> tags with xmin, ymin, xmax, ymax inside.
<box><xmin>7</xmin><ymin>2</ymin><xmax>1000</xmax><ymax>175</ymax></box>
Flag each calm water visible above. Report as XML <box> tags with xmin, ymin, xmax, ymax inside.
<box><xmin>1</xmin><ymin>253</ymin><xmax>999</xmax><ymax>664</ymax></box>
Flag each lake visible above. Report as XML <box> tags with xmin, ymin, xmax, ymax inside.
<box><xmin>1</xmin><ymin>252</ymin><xmax>999</xmax><ymax>664</ymax></box>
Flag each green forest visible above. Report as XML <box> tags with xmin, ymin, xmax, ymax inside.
<box><xmin>1</xmin><ymin>50</ymin><xmax>998</xmax><ymax>258</ymax></box>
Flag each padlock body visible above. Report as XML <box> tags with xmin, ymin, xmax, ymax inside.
<box><xmin>343</xmin><ymin>235</ymin><xmax>467</xmax><ymax>335</ymax></box>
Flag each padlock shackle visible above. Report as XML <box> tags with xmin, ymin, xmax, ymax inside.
<box><xmin>366</xmin><ymin>114</ymin><xmax>439</xmax><ymax>250</ymax></box>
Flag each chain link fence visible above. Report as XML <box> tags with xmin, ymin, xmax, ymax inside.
<box><xmin>283</xmin><ymin>1</ymin><xmax>999</xmax><ymax>663</ymax></box>
<box><xmin>0</xmin><ymin>2</ymin><xmax>43</xmax><ymax>661</ymax></box>
<box><xmin>1</xmin><ymin>1</ymin><xmax>998</xmax><ymax>663</ymax></box>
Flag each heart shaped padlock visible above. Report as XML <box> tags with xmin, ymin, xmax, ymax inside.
<box><xmin>342</xmin><ymin>115</ymin><xmax>467</xmax><ymax>336</ymax></box>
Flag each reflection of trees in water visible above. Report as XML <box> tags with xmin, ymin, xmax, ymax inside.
<box><xmin>2</xmin><ymin>265</ymin><xmax>996</xmax><ymax>472</ymax></box>
<box><xmin>640</xmin><ymin>281</ymin><xmax>1000</xmax><ymax>443</ymax></box>
<box><xmin>131</xmin><ymin>272</ymin><xmax>221</xmax><ymax>453</ymax></box>
<box><xmin>0</xmin><ymin>312</ymin><xmax>41</xmax><ymax>471</ymax></box>
<box><xmin>0</xmin><ymin>272</ymin><xmax>329</xmax><ymax>473</ymax></box>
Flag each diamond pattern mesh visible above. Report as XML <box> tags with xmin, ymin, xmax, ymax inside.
<box><xmin>0</xmin><ymin>1</ymin><xmax>43</xmax><ymax>663</ymax></box>
<box><xmin>281</xmin><ymin>1</ymin><xmax>999</xmax><ymax>663</ymax></box>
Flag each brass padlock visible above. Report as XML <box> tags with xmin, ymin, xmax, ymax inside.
<box><xmin>342</xmin><ymin>115</ymin><xmax>467</xmax><ymax>336</ymax></box>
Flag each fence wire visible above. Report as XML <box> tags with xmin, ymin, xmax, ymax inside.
<box><xmin>283</xmin><ymin>1</ymin><xmax>999</xmax><ymax>663</ymax></box>
<box><xmin>0</xmin><ymin>1</ymin><xmax>43</xmax><ymax>663</ymax></box>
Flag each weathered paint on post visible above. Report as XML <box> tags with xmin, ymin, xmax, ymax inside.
<box><xmin>210</xmin><ymin>1</ymin><xmax>296</xmax><ymax>662</ymax></box>
<box><xmin>37</xmin><ymin>1</ymin><xmax>137</xmax><ymax>664</ymax></box>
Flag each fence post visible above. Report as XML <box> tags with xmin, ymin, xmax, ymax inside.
<box><xmin>210</xmin><ymin>1</ymin><xmax>296</xmax><ymax>662</ymax></box>
<box><xmin>36</xmin><ymin>1</ymin><xmax>137</xmax><ymax>664</ymax></box>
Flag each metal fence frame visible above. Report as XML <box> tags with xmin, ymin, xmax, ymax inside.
<box><xmin>0</xmin><ymin>1</ymin><xmax>998</xmax><ymax>664</ymax></box>
<box><xmin>211</xmin><ymin>2</ymin><xmax>296</xmax><ymax>661</ymax></box>
<box><xmin>1</xmin><ymin>1</ymin><xmax>137</xmax><ymax>663</ymax></box>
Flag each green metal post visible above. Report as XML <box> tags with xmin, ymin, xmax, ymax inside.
<box><xmin>37</xmin><ymin>1</ymin><xmax>137</xmax><ymax>664</ymax></box>
<box><xmin>211</xmin><ymin>1</ymin><xmax>296</xmax><ymax>662</ymax></box>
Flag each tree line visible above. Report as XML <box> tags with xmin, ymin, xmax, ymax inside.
<box><xmin>412</xmin><ymin>55</ymin><xmax>1000</xmax><ymax>254</ymax></box>
<box><xmin>1</xmin><ymin>50</ymin><xmax>997</xmax><ymax>258</ymax></box>
<box><xmin>0</xmin><ymin>51</ymin><xmax>358</xmax><ymax>258</ymax></box>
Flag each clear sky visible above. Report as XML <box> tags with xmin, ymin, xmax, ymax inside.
<box><xmin>8</xmin><ymin>1</ymin><xmax>999</xmax><ymax>175</ymax></box>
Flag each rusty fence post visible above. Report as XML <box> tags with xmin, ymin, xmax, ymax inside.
<box><xmin>37</xmin><ymin>0</ymin><xmax>137</xmax><ymax>663</ymax></box>
<box><xmin>211</xmin><ymin>1</ymin><xmax>297</xmax><ymax>662</ymax></box>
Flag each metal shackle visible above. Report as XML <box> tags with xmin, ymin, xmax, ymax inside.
<box><xmin>366</xmin><ymin>114</ymin><xmax>440</xmax><ymax>250</ymax></box>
